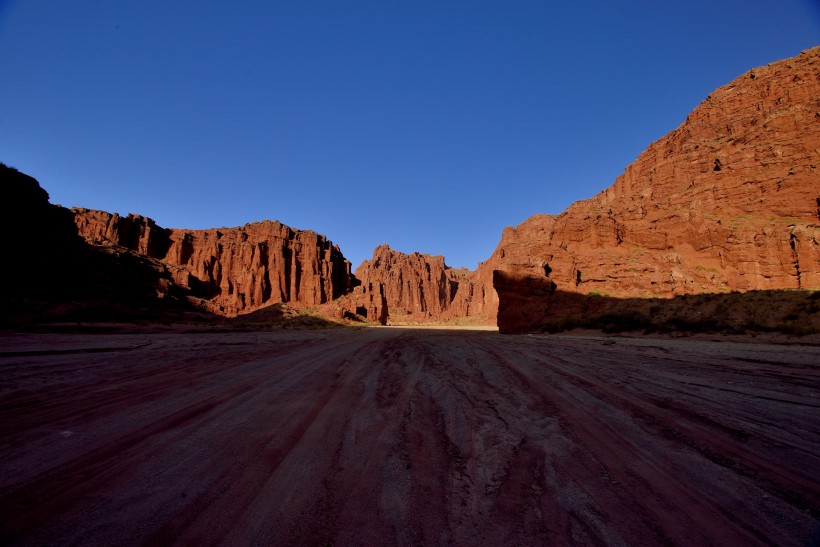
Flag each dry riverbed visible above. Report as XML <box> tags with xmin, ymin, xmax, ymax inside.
<box><xmin>1</xmin><ymin>326</ymin><xmax>818</xmax><ymax>545</ymax></box>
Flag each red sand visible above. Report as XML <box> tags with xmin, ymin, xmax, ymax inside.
<box><xmin>1</xmin><ymin>327</ymin><xmax>818</xmax><ymax>545</ymax></box>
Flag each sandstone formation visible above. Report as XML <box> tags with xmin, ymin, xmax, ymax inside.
<box><xmin>351</xmin><ymin>47</ymin><xmax>819</xmax><ymax>329</ymax></box>
<box><xmin>2</xmin><ymin>163</ymin><xmax>79</xmax><ymax>279</ymax></box>
<box><xmin>332</xmin><ymin>282</ymin><xmax>389</xmax><ymax>325</ymax></box>
<box><xmin>353</xmin><ymin>244</ymin><xmax>493</xmax><ymax>324</ymax></box>
<box><xmin>1</xmin><ymin>162</ymin><xmax>88</xmax><ymax>311</ymax></box>
<box><xmin>490</xmin><ymin>46</ymin><xmax>820</xmax><ymax>331</ymax></box>
<box><xmin>6</xmin><ymin>47</ymin><xmax>819</xmax><ymax>330</ymax></box>
<box><xmin>0</xmin><ymin>163</ymin><xmax>198</xmax><ymax>325</ymax></box>
<box><xmin>72</xmin><ymin>209</ymin><xmax>356</xmax><ymax>317</ymax></box>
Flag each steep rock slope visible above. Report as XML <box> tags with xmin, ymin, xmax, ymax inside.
<box><xmin>490</xmin><ymin>46</ymin><xmax>820</xmax><ymax>328</ymax></box>
<box><xmin>73</xmin><ymin>209</ymin><xmax>356</xmax><ymax>316</ymax></box>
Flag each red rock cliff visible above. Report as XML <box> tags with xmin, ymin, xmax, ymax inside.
<box><xmin>489</xmin><ymin>46</ymin><xmax>820</xmax><ymax>327</ymax></box>
<box><xmin>73</xmin><ymin>209</ymin><xmax>355</xmax><ymax>316</ymax></box>
<box><xmin>354</xmin><ymin>244</ymin><xmax>494</xmax><ymax>323</ymax></box>
<box><xmin>69</xmin><ymin>47</ymin><xmax>820</xmax><ymax>326</ymax></box>
<box><xmin>352</xmin><ymin>48</ymin><xmax>819</xmax><ymax>328</ymax></box>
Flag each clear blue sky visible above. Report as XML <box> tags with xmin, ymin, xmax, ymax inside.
<box><xmin>1</xmin><ymin>1</ymin><xmax>818</xmax><ymax>270</ymax></box>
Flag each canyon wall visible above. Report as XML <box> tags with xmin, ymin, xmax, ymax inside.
<box><xmin>353</xmin><ymin>245</ymin><xmax>495</xmax><ymax>323</ymax></box>
<box><xmin>1</xmin><ymin>164</ymin><xmax>200</xmax><ymax>324</ymax></box>
<box><xmin>73</xmin><ymin>209</ymin><xmax>356</xmax><ymax>316</ymax></box>
<box><xmin>353</xmin><ymin>47</ymin><xmax>819</xmax><ymax>328</ymax></box>
<box><xmin>488</xmin><ymin>46</ymin><xmax>820</xmax><ymax>330</ymax></box>
<box><xmin>11</xmin><ymin>47</ymin><xmax>820</xmax><ymax>328</ymax></box>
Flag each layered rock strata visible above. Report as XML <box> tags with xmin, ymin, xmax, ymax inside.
<box><xmin>73</xmin><ymin>209</ymin><xmax>356</xmax><ymax>316</ymax></box>
<box><xmin>10</xmin><ymin>48</ymin><xmax>819</xmax><ymax>329</ymax></box>
<box><xmin>331</xmin><ymin>282</ymin><xmax>389</xmax><ymax>325</ymax></box>
<box><xmin>489</xmin><ymin>46</ymin><xmax>820</xmax><ymax>330</ymax></box>
<box><xmin>353</xmin><ymin>245</ymin><xmax>494</xmax><ymax>324</ymax></box>
<box><xmin>352</xmin><ymin>47</ymin><xmax>819</xmax><ymax>328</ymax></box>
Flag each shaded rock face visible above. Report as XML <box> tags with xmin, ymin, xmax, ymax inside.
<box><xmin>72</xmin><ymin>209</ymin><xmax>355</xmax><ymax>316</ymax></box>
<box><xmin>1</xmin><ymin>164</ymin><xmax>102</xmax><ymax>295</ymax></box>
<box><xmin>334</xmin><ymin>282</ymin><xmax>389</xmax><ymax>325</ymax></box>
<box><xmin>1</xmin><ymin>163</ymin><xmax>87</xmax><ymax>299</ymax></box>
<box><xmin>0</xmin><ymin>164</ymin><xmax>198</xmax><ymax>324</ymax></box>
<box><xmin>493</xmin><ymin>270</ymin><xmax>557</xmax><ymax>334</ymax></box>
<box><xmin>353</xmin><ymin>244</ymin><xmax>494</xmax><ymax>323</ymax></box>
<box><xmin>491</xmin><ymin>46</ymin><xmax>820</xmax><ymax>331</ymax></box>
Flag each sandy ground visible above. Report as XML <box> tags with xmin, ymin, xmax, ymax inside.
<box><xmin>0</xmin><ymin>327</ymin><xmax>818</xmax><ymax>546</ymax></box>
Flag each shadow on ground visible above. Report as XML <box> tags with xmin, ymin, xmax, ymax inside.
<box><xmin>495</xmin><ymin>271</ymin><xmax>820</xmax><ymax>336</ymax></box>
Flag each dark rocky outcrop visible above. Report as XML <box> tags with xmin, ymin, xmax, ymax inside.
<box><xmin>0</xmin><ymin>164</ymin><xmax>196</xmax><ymax>325</ymax></box>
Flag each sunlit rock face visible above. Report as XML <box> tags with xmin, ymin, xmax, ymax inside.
<box><xmin>353</xmin><ymin>244</ymin><xmax>495</xmax><ymax>324</ymax></box>
<box><xmin>54</xmin><ymin>47</ymin><xmax>820</xmax><ymax>327</ymax></box>
<box><xmin>73</xmin><ymin>209</ymin><xmax>355</xmax><ymax>316</ymax></box>
<box><xmin>488</xmin><ymin>46</ymin><xmax>820</xmax><ymax>330</ymax></box>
